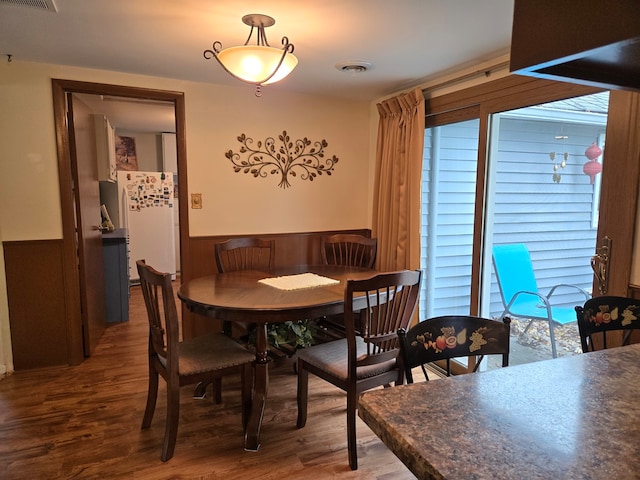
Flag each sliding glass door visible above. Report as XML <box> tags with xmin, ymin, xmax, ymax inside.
<box><xmin>420</xmin><ymin>88</ymin><xmax>613</xmax><ymax>366</ymax></box>
<box><xmin>483</xmin><ymin>93</ymin><xmax>608</xmax><ymax>362</ymax></box>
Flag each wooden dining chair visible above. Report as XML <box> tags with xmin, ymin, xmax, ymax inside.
<box><xmin>575</xmin><ymin>296</ymin><xmax>640</xmax><ymax>352</ymax></box>
<box><xmin>296</xmin><ymin>269</ymin><xmax>421</xmax><ymax>470</ymax></box>
<box><xmin>317</xmin><ymin>234</ymin><xmax>378</xmax><ymax>340</ymax></box>
<box><xmin>194</xmin><ymin>237</ymin><xmax>274</xmax><ymax>401</ymax></box>
<box><xmin>320</xmin><ymin>233</ymin><xmax>377</xmax><ymax>269</ymax></box>
<box><xmin>398</xmin><ymin>315</ymin><xmax>511</xmax><ymax>383</ymax></box>
<box><xmin>136</xmin><ymin>260</ymin><xmax>255</xmax><ymax>461</ymax></box>
<box><xmin>215</xmin><ymin>237</ymin><xmax>275</xmax><ymax>274</ymax></box>
<box><xmin>213</xmin><ymin>237</ymin><xmax>275</xmax><ymax>342</ymax></box>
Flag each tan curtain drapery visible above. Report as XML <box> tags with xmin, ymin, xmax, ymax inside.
<box><xmin>372</xmin><ymin>88</ymin><xmax>425</xmax><ymax>272</ymax></box>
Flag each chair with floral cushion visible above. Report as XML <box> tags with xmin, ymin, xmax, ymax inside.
<box><xmin>398</xmin><ymin>315</ymin><xmax>511</xmax><ymax>383</ymax></box>
<box><xmin>575</xmin><ymin>296</ymin><xmax>640</xmax><ymax>352</ymax></box>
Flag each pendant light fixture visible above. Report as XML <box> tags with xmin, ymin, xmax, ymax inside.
<box><xmin>204</xmin><ymin>14</ymin><xmax>298</xmax><ymax>97</ymax></box>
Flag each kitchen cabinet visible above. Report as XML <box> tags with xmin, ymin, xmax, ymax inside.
<box><xmin>94</xmin><ymin>114</ymin><xmax>117</xmax><ymax>182</ymax></box>
<box><xmin>102</xmin><ymin>228</ymin><xmax>129</xmax><ymax>322</ymax></box>
<box><xmin>162</xmin><ymin>132</ymin><xmax>177</xmax><ymax>173</ymax></box>
<box><xmin>510</xmin><ymin>0</ymin><xmax>640</xmax><ymax>92</ymax></box>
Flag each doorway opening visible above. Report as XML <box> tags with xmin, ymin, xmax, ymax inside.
<box><xmin>52</xmin><ymin>79</ymin><xmax>188</xmax><ymax>363</ymax></box>
<box><xmin>75</xmin><ymin>93</ymin><xmax>180</xmax><ymax>327</ymax></box>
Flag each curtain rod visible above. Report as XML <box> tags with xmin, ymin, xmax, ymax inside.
<box><xmin>421</xmin><ymin>60</ymin><xmax>511</xmax><ymax>96</ymax></box>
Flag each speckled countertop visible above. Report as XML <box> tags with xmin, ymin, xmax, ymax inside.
<box><xmin>359</xmin><ymin>343</ymin><xmax>640</xmax><ymax>480</ymax></box>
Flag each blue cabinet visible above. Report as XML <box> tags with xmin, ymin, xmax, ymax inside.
<box><xmin>102</xmin><ymin>229</ymin><xmax>129</xmax><ymax>322</ymax></box>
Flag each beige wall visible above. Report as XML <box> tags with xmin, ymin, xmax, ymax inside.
<box><xmin>0</xmin><ymin>60</ymin><xmax>373</xmax><ymax>373</ymax></box>
<box><xmin>0</xmin><ymin>61</ymin><xmax>372</xmax><ymax>240</ymax></box>
<box><xmin>184</xmin><ymin>81</ymin><xmax>371</xmax><ymax>236</ymax></box>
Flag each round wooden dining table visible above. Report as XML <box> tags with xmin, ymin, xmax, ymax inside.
<box><xmin>177</xmin><ymin>264</ymin><xmax>375</xmax><ymax>451</ymax></box>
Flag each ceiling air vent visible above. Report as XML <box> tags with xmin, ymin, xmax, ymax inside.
<box><xmin>0</xmin><ymin>0</ymin><xmax>58</xmax><ymax>12</ymax></box>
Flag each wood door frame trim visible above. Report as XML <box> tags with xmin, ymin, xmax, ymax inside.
<box><xmin>598</xmin><ymin>90</ymin><xmax>640</xmax><ymax>296</ymax></box>
<box><xmin>51</xmin><ymin>79</ymin><xmax>190</xmax><ymax>364</ymax></box>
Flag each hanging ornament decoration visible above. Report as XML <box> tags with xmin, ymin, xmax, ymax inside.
<box><xmin>550</xmin><ymin>151</ymin><xmax>568</xmax><ymax>183</ymax></box>
<box><xmin>550</xmin><ymin>134</ymin><xmax>569</xmax><ymax>183</ymax></box>
<box><xmin>583</xmin><ymin>141</ymin><xmax>603</xmax><ymax>184</ymax></box>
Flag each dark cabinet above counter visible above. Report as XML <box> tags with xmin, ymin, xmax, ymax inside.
<box><xmin>510</xmin><ymin>0</ymin><xmax>640</xmax><ymax>92</ymax></box>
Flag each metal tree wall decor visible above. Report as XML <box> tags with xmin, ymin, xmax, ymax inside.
<box><xmin>224</xmin><ymin>130</ymin><xmax>339</xmax><ymax>188</ymax></box>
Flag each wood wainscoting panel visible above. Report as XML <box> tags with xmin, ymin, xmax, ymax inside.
<box><xmin>182</xmin><ymin>229</ymin><xmax>371</xmax><ymax>339</ymax></box>
<box><xmin>3</xmin><ymin>240</ymin><xmax>71</xmax><ymax>370</ymax></box>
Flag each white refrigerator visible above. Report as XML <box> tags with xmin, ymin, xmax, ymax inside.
<box><xmin>116</xmin><ymin>171</ymin><xmax>176</xmax><ymax>283</ymax></box>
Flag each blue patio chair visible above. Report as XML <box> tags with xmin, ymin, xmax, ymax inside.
<box><xmin>492</xmin><ymin>243</ymin><xmax>591</xmax><ymax>358</ymax></box>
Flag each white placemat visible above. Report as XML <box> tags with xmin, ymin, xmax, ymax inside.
<box><xmin>258</xmin><ymin>272</ymin><xmax>339</xmax><ymax>291</ymax></box>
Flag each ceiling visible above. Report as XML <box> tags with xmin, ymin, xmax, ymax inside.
<box><xmin>1</xmin><ymin>0</ymin><xmax>515</xmax><ymax>132</ymax></box>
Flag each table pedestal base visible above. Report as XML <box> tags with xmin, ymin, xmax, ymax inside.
<box><xmin>245</xmin><ymin>323</ymin><xmax>269</xmax><ymax>451</ymax></box>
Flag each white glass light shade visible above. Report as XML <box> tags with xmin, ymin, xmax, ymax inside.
<box><xmin>217</xmin><ymin>45</ymin><xmax>298</xmax><ymax>85</ymax></box>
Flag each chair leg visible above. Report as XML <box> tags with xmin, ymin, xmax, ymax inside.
<box><xmin>193</xmin><ymin>381</ymin><xmax>208</xmax><ymax>399</ymax></box>
<box><xmin>193</xmin><ymin>379</ymin><xmax>223</xmax><ymax>403</ymax></box>
<box><xmin>296</xmin><ymin>359</ymin><xmax>309</xmax><ymax>428</ymax></box>
<box><xmin>161</xmin><ymin>382</ymin><xmax>180</xmax><ymax>462</ymax></box>
<box><xmin>142</xmin><ymin>367</ymin><xmax>159</xmax><ymax>429</ymax></box>
<box><xmin>548</xmin><ymin>321</ymin><xmax>558</xmax><ymax>358</ymax></box>
<box><xmin>346</xmin><ymin>387</ymin><xmax>358</xmax><ymax>470</ymax></box>
<box><xmin>213</xmin><ymin>377</ymin><xmax>222</xmax><ymax>404</ymax></box>
<box><xmin>395</xmin><ymin>368</ymin><xmax>404</xmax><ymax>386</ymax></box>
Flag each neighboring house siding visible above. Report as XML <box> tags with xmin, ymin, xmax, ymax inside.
<box><xmin>421</xmin><ymin>121</ymin><xmax>480</xmax><ymax>319</ymax></box>
<box><xmin>421</xmin><ymin>111</ymin><xmax>607</xmax><ymax>321</ymax></box>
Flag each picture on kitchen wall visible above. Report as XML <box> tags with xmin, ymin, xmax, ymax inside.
<box><xmin>115</xmin><ymin>135</ymin><xmax>139</xmax><ymax>171</ymax></box>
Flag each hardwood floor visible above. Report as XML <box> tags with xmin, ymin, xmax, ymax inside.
<box><xmin>0</xmin><ymin>282</ymin><xmax>415</xmax><ymax>479</ymax></box>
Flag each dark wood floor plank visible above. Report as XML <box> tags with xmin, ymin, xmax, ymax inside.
<box><xmin>0</xmin><ymin>283</ymin><xmax>415</xmax><ymax>479</ymax></box>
